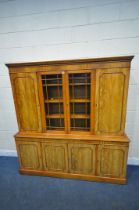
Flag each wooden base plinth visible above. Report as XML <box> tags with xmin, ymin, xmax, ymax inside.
<box><xmin>19</xmin><ymin>169</ymin><xmax>126</xmax><ymax>185</ymax></box>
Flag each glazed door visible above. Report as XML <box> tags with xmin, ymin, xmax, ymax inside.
<box><xmin>38</xmin><ymin>72</ymin><xmax>68</xmax><ymax>132</ymax></box>
<box><xmin>38</xmin><ymin>70</ymin><xmax>96</xmax><ymax>134</ymax></box>
<box><xmin>67</xmin><ymin>71</ymin><xmax>95</xmax><ymax>133</ymax></box>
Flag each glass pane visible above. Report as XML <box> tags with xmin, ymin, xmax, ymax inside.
<box><xmin>69</xmin><ymin>73</ymin><xmax>90</xmax><ymax>84</ymax></box>
<box><xmin>42</xmin><ymin>74</ymin><xmax>64</xmax><ymax>131</ymax></box>
<box><xmin>71</xmin><ymin>119</ymin><xmax>90</xmax><ymax>131</ymax></box>
<box><xmin>45</xmin><ymin>103</ymin><xmax>63</xmax><ymax>115</ymax></box>
<box><xmin>46</xmin><ymin>118</ymin><xmax>64</xmax><ymax>130</ymax></box>
<box><xmin>69</xmin><ymin>73</ymin><xmax>91</xmax><ymax>131</ymax></box>
<box><xmin>47</xmin><ymin>86</ymin><xmax>62</xmax><ymax>99</ymax></box>
<box><xmin>70</xmin><ymin>103</ymin><xmax>90</xmax><ymax>114</ymax></box>
<box><xmin>69</xmin><ymin>85</ymin><xmax>90</xmax><ymax>99</ymax></box>
<box><xmin>42</xmin><ymin>74</ymin><xmax>62</xmax><ymax>84</ymax></box>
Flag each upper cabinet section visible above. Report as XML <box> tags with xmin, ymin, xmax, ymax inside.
<box><xmin>7</xmin><ymin>56</ymin><xmax>133</xmax><ymax>135</ymax></box>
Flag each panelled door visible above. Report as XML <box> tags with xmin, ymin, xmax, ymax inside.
<box><xmin>10</xmin><ymin>73</ymin><xmax>42</xmax><ymax>132</ymax></box>
<box><xmin>42</xmin><ymin>142</ymin><xmax>68</xmax><ymax>172</ymax></box>
<box><xmin>16</xmin><ymin>140</ymin><xmax>42</xmax><ymax>170</ymax></box>
<box><xmin>95</xmin><ymin>68</ymin><xmax>129</xmax><ymax>135</ymax></box>
<box><xmin>68</xmin><ymin>143</ymin><xmax>97</xmax><ymax>175</ymax></box>
<box><xmin>38</xmin><ymin>70</ymin><xmax>96</xmax><ymax>134</ymax></box>
<box><xmin>98</xmin><ymin>143</ymin><xmax>128</xmax><ymax>178</ymax></box>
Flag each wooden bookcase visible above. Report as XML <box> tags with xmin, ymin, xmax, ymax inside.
<box><xmin>7</xmin><ymin>56</ymin><xmax>133</xmax><ymax>184</ymax></box>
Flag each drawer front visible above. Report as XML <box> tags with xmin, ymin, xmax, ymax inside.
<box><xmin>16</xmin><ymin>140</ymin><xmax>42</xmax><ymax>170</ymax></box>
<box><xmin>42</xmin><ymin>142</ymin><xmax>68</xmax><ymax>172</ymax></box>
<box><xmin>68</xmin><ymin>143</ymin><xmax>96</xmax><ymax>175</ymax></box>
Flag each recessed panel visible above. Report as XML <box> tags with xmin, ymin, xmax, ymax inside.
<box><xmin>69</xmin><ymin>143</ymin><xmax>96</xmax><ymax>175</ymax></box>
<box><xmin>98</xmin><ymin>72</ymin><xmax>125</xmax><ymax>133</ymax></box>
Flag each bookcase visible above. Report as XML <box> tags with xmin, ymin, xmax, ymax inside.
<box><xmin>7</xmin><ymin>56</ymin><xmax>133</xmax><ymax>184</ymax></box>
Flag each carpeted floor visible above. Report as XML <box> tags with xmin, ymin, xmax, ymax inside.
<box><xmin>0</xmin><ymin>157</ymin><xmax>139</xmax><ymax>210</ymax></box>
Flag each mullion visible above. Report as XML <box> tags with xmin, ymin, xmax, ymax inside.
<box><xmin>85</xmin><ymin>74</ymin><xmax>87</xmax><ymax>129</ymax></box>
<box><xmin>45</xmin><ymin>76</ymin><xmax>51</xmax><ymax>129</ymax></box>
<box><xmin>57</xmin><ymin>74</ymin><xmax>62</xmax><ymax>128</ymax></box>
<box><xmin>70</xmin><ymin>74</ymin><xmax>75</xmax><ymax>130</ymax></box>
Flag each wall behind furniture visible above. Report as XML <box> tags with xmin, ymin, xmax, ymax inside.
<box><xmin>0</xmin><ymin>0</ymin><xmax>139</xmax><ymax>162</ymax></box>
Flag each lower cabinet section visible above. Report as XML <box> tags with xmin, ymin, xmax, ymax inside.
<box><xmin>15</xmin><ymin>137</ymin><xmax>129</xmax><ymax>184</ymax></box>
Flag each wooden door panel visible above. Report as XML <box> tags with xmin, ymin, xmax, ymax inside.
<box><xmin>99</xmin><ymin>72</ymin><xmax>124</xmax><ymax>133</ymax></box>
<box><xmin>99</xmin><ymin>144</ymin><xmax>128</xmax><ymax>178</ymax></box>
<box><xmin>95</xmin><ymin>68</ymin><xmax>129</xmax><ymax>135</ymax></box>
<box><xmin>16</xmin><ymin>141</ymin><xmax>42</xmax><ymax>170</ymax></box>
<box><xmin>10</xmin><ymin>73</ymin><xmax>41</xmax><ymax>131</ymax></box>
<box><xmin>42</xmin><ymin>142</ymin><xmax>68</xmax><ymax>172</ymax></box>
<box><xmin>68</xmin><ymin>143</ymin><xmax>96</xmax><ymax>175</ymax></box>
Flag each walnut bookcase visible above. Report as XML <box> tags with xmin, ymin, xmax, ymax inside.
<box><xmin>7</xmin><ymin>56</ymin><xmax>134</xmax><ymax>184</ymax></box>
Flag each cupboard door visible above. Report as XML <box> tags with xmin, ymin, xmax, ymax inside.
<box><xmin>10</xmin><ymin>73</ymin><xmax>41</xmax><ymax>132</ymax></box>
<box><xmin>99</xmin><ymin>143</ymin><xmax>128</xmax><ymax>178</ymax></box>
<box><xmin>68</xmin><ymin>143</ymin><xmax>96</xmax><ymax>175</ymax></box>
<box><xmin>16</xmin><ymin>140</ymin><xmax>42</xmax><ymax>170</ymax></box>
<box><xmin>42</xmin><ymin>142</ymin><xmax>68</xmax><ymax>172</ymax></box>
<box><xmin>95</xmin><ymin>68</ymin><xmax>129</xmax><ymax>135</ymax></box>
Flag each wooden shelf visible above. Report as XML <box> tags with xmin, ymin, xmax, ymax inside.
<box><xmin>69</xmin><ymin>83</ymin><xmax>90</xmax><ymax>86</ymax></box>
<box><xmin>46</xmin><ymin>114</ymin><xmax>90</xmax><ymax>119</ymax></box>
<box><xmin>71</xmin><ymin>114</ymin><xmax>90</xmax><ymax>119</ymax></box>
<box><xmin>70</xmin><ymin>99</ymin><xmax>90</xmax><ymax>103</ymax></box>
<box><xmin>43</xmin><ymin>84</ymin><xmax>62</xmax><ymax>87</ymax></box>
<box><xmin>46</xmin><ymin>114</ymin><xmax>64</xmax><ymax>119</ymax></box>
<box><xmin>42</xmin><ymin>78</ymin><xmax>62</xmax><ymax>81</ymax></box>
<box><xmin>46</xmin><ymin>126</ymin><xmax>65</xmax><ymax>130</ymax></box>
<box><xmin>45</xmin><ymin>99</ymin><xmax>63</xmax><ymax>103</ymax></box>
<box><xmin>71</xmin><ymin>127</ymin><xmax>89</xmax><ymax>130</ymax></box>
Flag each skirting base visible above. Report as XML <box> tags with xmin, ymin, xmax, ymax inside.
<box><xmin>19</xmin><ymin>169</ymin><xmax>126</xmax><ymax>185</ymax></box>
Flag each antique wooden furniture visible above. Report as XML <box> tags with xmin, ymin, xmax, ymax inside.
<box><xmin>7</xmin><ymin>56</ymin><xmax>134</xmax><ymax>184</ymax></box>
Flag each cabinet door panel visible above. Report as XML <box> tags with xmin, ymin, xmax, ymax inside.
<box><xmin>68</xmin><ymin>143</ymin><xmax>96</xmax><ymax>175</ymax></box>
<box><xmin>99</xmin><ymin>144</ymin><xmax>128</xmax><ymax>178</ymax></box>
<box><xmin>16</xmin><ymin>141</ymin><xmax>42</xmax><ymax>170</ymax></box>
<box><xmin>10</xmin><ymin>73</ymin><xmax>41</xmax><ymax>131</ymax></box>
<box><xmin>95</xmin><ymin>68</ymin><xmax>129</xmax><ymax>134</ymax></box>
<box><xmin>42</xmin><ymin>142</ymin><xmax>68</xmax><ymax>172</ymax></box>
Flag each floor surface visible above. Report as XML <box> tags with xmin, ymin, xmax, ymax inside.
<box><xmin>0</xmin><ymin>157</ymin><xmax>139</xmax><ymax>210</ymax></box>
